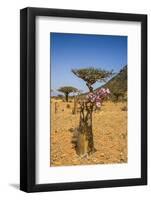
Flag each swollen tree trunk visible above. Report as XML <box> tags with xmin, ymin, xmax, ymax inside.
<box><xmin>76</xmin><ymin>102</ymin><xmax>95</xmax><ymax>156</ymax></box>
<box><xmin>75</xmin><ymin>83</ymin><xmax>96</xmax><ymax>157</ymax></box>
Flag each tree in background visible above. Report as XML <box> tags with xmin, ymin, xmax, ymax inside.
<box><xmin>72</xmin><ymin>67</ymin><xmax>113</xmax><ymax>156</ymax></box>
<box><xmin>58</xmin><ymin>86</ymin><xmax>78</xmax><ymax>102</ymax></box>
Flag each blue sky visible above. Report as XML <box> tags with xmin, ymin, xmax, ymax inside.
<box><xmin>50</xmin><ymin>32</ymin><xmax>127</xmax><ymax>95</ymax></box>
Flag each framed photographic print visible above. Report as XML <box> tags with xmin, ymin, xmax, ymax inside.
<box><xmin>20</xmin><ymin>7</ymin><xmax>147</xmax><ymax>192</ymax></box>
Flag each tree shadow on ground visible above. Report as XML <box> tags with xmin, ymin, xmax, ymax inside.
<box><xmin>68</xmin><ymin>127</ymin><xmax>79</xmax><ymax>155</ymax></box>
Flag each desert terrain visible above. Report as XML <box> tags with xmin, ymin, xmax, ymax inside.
<box><xmin>50</xmin><ymin>99</ymin><xmax>127</xmax><ymax>166</ymax></box>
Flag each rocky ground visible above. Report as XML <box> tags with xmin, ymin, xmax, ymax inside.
<box><xmin>50</xmin><ymin>100</ymin><xmax>127</xmax><ymax>166</ymax></box>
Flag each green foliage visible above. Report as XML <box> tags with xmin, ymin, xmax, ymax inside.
<box><xmin>72</xmin><ymin>67</ymin><xmax>113</xmax><ymax>86</ymax></box>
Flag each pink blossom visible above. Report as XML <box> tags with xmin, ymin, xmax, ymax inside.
<box><xmin>106</xmin><ymin>88</ymin><xmax>110</xmax><ymax>94</ymax></box>
<box><xmin>87</xmin><ymin>88</ymin><xmax>110</xmax><ymax>107</ymax></box>
<box><xmin>96</xmin><ymin>102</ymin><xmax>101</xmax><ymax>107</ymax></box>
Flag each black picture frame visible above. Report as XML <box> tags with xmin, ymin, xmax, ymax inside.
<box><xmin>20</xmin><ymin>7</ymin><xmax>147</xmax><ymax>193</ymax></box>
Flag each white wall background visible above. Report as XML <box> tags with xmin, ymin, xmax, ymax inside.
<box><xmin>0</xmin><ymin>0</ymin><xmax>150</xmax><ymax>199</ymax></box>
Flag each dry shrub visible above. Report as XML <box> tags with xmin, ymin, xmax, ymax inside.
<box><xmin>121</xmin><ymin>105</ymin><xmax>127</xmax><ymax>111</ymax></box>
<box><xmin>66</xmin><ymin>104</ymin><xmax>71</xmax><ymax>109</ymax></box>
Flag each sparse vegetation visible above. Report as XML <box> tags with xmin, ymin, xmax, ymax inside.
<box><xmin>51</xmin><ymin>100</ymin><xmax>127</xmax><ymax>166</ymax></box>
<box><xmin>51</xmin><ymin>66</ymin><xmax>127</xmax><ymax>166</ymax></box>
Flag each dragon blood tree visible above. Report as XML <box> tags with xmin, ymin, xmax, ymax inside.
<box><xmin>72</xmin><ymin>67</ymin><xmax>113</xmax><ymax>156</ymax></box>
<box><xmin>58</xmin><ymin>86</ymin><xmax>78</xmax><ymax>102</ymax></box>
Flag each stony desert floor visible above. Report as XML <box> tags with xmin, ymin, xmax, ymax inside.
<box><xmin>50</xmin><ymin>99</ymin><xmax>127</xmax><ymax>166</ymax></box>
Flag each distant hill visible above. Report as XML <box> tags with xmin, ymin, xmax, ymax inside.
<box><xmin>96</xmin><ymin>65</ymin><xmax>127</xmax><ymax>101</ymax></box>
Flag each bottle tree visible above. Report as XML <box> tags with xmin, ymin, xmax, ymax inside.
<box><xmin>58</xmin><ymin>86</ymin><xmax>78</xmax><ymax>102</ymax></box>
<box><xmin>72</xmin><ymin>67</ymin><xmax>113</xmax><ymax>156</ymax></box>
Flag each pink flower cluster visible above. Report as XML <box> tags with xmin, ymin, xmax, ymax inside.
<box><xmin>87</xmin><ymin>88</ymin><xmax>110</xmax><ymax>107</ymax></box>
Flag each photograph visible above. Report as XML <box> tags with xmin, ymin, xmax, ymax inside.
<box><xmin>20</xmin><ymin>7</ymin><xmax>147</xmax><ymax>192</ymax></box>
<box><xmin>50</xmin><ymin>32</ymin><xmax>128</xmax><ymax>166</ymax></box>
